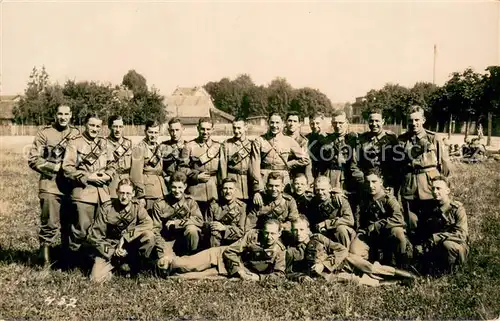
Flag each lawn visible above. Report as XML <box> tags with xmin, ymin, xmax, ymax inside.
<box><xmin>0</xmin><ymin>149</ymin><xmax>499</xmax><ymax>320</ymax></box>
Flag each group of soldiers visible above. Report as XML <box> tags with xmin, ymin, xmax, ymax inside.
<box><xmin>27</xmin><ymin>104</ymin><xmax>469</xmax><ymax>285</ymax></box>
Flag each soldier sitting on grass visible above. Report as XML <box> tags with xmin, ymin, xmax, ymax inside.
<box><xmin>87</xmin><ymin>178</ymin><xmax>156</xmax><ymax>283</ymax></box>
<box><xmin>286</xmin><ymin>215</ymin><xmax>416</xmax><ymax>286</ymax></box>
<box><xmin>156</xmin><ymin>218</ymin><xmax>286</xmax><ymax>281</ymax></box>
<box><xmin>289</xmin><ymin>173</ymin><xmax>313</xmax><ymax>216</ymax></box>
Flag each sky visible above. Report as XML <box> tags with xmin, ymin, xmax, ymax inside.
<box><xmin>1</xmin><ymin>0</ymin><xmax>498</xmax><ymax>103</ymax></box>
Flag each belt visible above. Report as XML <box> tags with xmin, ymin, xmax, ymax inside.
<box><xmin>407</xmin><ymin>166</ymin><xmax>437</xmax><ymax>174</ymax></box>
<box><xmin>116</xmin><ymin>168</ymin><xmax>130</xmax><ymax>175</ymax></box>
<box><xmin>228</xmin><ymin>168</ymin><xmax>248</xmax><ymax>175</ymax></box>
<box><xmin>261</xmin><ymin>164</ymin><xmax>287</xmax><ymax>171</ymax></box>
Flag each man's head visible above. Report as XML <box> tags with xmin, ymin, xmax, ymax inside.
<box><xmin>291</xmin><ymin>215</ymin><xmax>311</xmax><ymax>244</ymax></box>
<box><xmin>408</xmin><ymin>105</ymin><xmax>426</xmax><ymax>134</ymax></box>
<box><xmin>314</xmin><ymin>176</ymin><xmax>331</xmax><ymax>201</ymax></box>
<box><xmin>259</xmin><ymin>219</ymin><xmax>282</xmax><ymax>248</ymax></box>
<box><xmin>168</xmin><ymin>118</ymin><xmax>183</xmax><ymax>141</ymax></box>
<box><xmin>286</xmin><ymin>111</ymin><xmax>301</xmax><ymax>134</ymax></box>
<box><xmin>221</xmin><ymin>177</ymin><xmax>237</xmax><ymax>202</ymax></box>
<box><xmin>268</xmin><ymin>112</ymin><xmax>283</xmax><ymax>135</ymax></box>
<box><xmin>169</xmin><ymin>171</ymin><xmax>188</xmax><ymax>200</ymax></box>
<box><xmin>292</xmin><ymin>173</ymin><xmax>309</xmax><ymax>196</ymax></box>
<box><xmin>266</xmin><ymin>171</ymin><xmax>284</xmax><ymax>199</ymax></box>
<box><xmin>331</xmin><ymin>110</ymin><xmax>348</xmax><ymax>135</ymax></box>
<box><xmin>198</xmin><ymin>117</ymin><xmax>213</xmax><ymax>141</ymax></box>
<box><xmin>309</xmin><ymin>112</ymin><xmax>324</xmax><ymax>134</ymax></box>
<box><xmin>84</xmin><ymin>112</ymin><xmax>102</xmax><ymax>139</ymax></box>
<box><xmin>55</xmin><ymin>105</ymin><xmax>72</xmax><ymax>128</ymax></box>
<box><xmin>431</xmin><ymin>176</ymin><xmax>451</xmax><ymax>203</ymax></box>
<box><xmin>145</xmin><ymin>120</ymin><xmax>160</xmax><ymax>144</ymax></box>
<box><xmin>365</xmin><ymin>169</ymin><xmax>384</xmax><ymax>196</ymax></box>
<box><xmin>368</xmin><ymin>110</ymin><xmax>384</xmax><ymax>134</ymax></box>
<box><xmin>116</xmin><ymin>178</ymin><xmax>135</xmax><ymax>206</ymax></box>
<box><xmin>108</xmin><ymin>115</ymin><xmax>124</xmax><ymax>140</ymax></box>
<box><xmin>232</xmin><ymin>117</ymin><xmax>247</xmax><ymax>140</ymax></box>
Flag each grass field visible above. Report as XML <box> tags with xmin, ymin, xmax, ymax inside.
<box><xmin>0</xmin><ymin>149</ymin><xmax>499</xmax><ymax>320</ymax></box>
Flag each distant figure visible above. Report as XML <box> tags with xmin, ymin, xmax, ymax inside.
<box><xmin>477</xmin><ymin>123</ymin><xmax>484</xmax><ymax>141</ymax></box>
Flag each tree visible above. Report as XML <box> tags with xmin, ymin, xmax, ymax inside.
<box><xmin>483</xmin><ymin>66</ymin><xmax>500</xmax><ymax>145</ymax></box>
<box><xmin>360</xmin><ymin>84</ymin><xmax>412</xmax><ymax>125</ymax></box>
<box><xmin>267</xmin><ymin>77</ymin><xmax>294</xmax><ymax>116</ymax></box>
<box><xmin>122</xmin><ymin>70</ymin><xmax>148</xmax><ymax>96</ymax></box>
<box><xmin>289</xmin><ymin>87</ymin><xmax>333</xmax><ymax>118</ymax></box>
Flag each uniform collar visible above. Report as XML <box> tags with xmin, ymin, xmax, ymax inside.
<box><xmin>439</xmin><ymin>200</ymin><xmax>451</xmax><ymax>213</ymax></box>
<box><xmin>83</xmin><ymin>131</ymin><xmax>99</xmax><ymax>143</ymax></box>
<box><xmin>372</xmin><ymin>191</ymin><xmax>386</xmax><ymax>201</ymax></box>
<box><xmin>53</xmin><ymin>123</ymin><xmax>69</xmax><ymax>132</ymax></box>
<box><xmin>232</xmin><ymin>136</ymin><xmax>248</xmax><ymax>144</ymax></box>
<box><xmin>113</xmin><ymin>199</ymin><xmax>131</xmax><ymax>214</ymax></box>
<box><xmin>195</xmin><ymin>136</ymin><xmax>213</xmax><ymax>146</ymax></box>
<box><xmin>143</xmin><ymin>138</ymin><xmax>158</xmax><ymax>147</ymax></box>
<box><xmin>107</xmin><ymin>135</ymin><xmax>123</xmax><ymax>144</ymax></box>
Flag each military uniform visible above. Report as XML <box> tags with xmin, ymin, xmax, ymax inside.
<box><xmin>106</xmin><ymin>136</ymin><xmax>133</xmax><ymax>199</ymax></box>
<box><xmin>306</xmin><ymin>131</ymin><xmax>329</xmax><ymax>179</ymax></box>
<box><xmin>160</xmin><ymin>138</ymin><xmax>186</xmax><ymax>182</ymax></box>
<box><xmin>350</xmin><ymin>192</ymin><xmax>408</xmax><ymax>266</ymax></box>
<box><xmin>307</xmin><ymin>194</ymin><xmax>355</xmax><ymax>247</ymax></box>
<box><xmin>397</xmin><ymin>130</ymin><xmax>451</xmax><ymax>231</ymax></box>
<box><xmin>246</xmin><ymin>193</ymin><xmax>299</xmax><ymax>232</ymax></box>
<box><xmin>417</xmin><ymin>200</ymin><xmax>469</xmax><ymax>270</ymax></box>
<box><xmin>357</xmin><ymin>130</ymin><xmax>399</xmax><ymax>191</ymax></box>
<box><xmin>130</xmin><ymin>139</ymin><xmax>168</xmax><ymax>212</ymax></box>
<box><xmin>87</xmin><ymin>199</ymin><xmax>155</xmax><ymax>282</ymax></box>
<box><xmin>179</xmin><ymin>137</ymin><xmax>221</xmax><ymax>216</ymax></box>
<box><xmin>62</xmin><ymin>133</ymin><xmax>116</xmax><ymax>252</ymax></box>
<box><xmin>223</xmin><ymin>229</ymin><xmax>286</xmax><ymax>281</ymax></box>
<box><xmin>219</xmin><ymin>137</ymin><xmax>253</xmax><ymax>201</ymax></box>
<box><xmin>206</xmin><ymin>198</ymin><xmax>247</xmax><ymax>247</ymax></box>
<box><xmin>286</xmin><ymin>131</ymin><xmax>313</xmax><ymax>183</ymax></box>
<box><xmin>290</xmin><ymin>191</ymin><xmax>313</xmax><ymax>216</ymax></box>
<box><xmin>152</xmin><ymin>194</ymin><xmax>204</xmax><ymax>256</ymax></box>
<box><xmin>28</xmin><ymin>124</ymin><xmax>80</xmax><ymax>252</ymax></box>
<box><xmin>249</xmin><ymin>132</ymin><xmax>310</xmax><ymax>194</ymax></box>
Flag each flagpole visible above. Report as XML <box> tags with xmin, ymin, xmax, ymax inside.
<box><xmin>433</xmin><ymin>44</ymin><xmax>437</xmax><ymax>85</ymax></box>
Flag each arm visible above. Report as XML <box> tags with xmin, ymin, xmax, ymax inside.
<box><xmin>320</xmin><ymin>198</ymin><xmax>354</xmax><ymax>230</ymax></box>
<box><xmin>249</xmin><ymin>138</ymin><xmax>263</xmax><ymax>193</ymax></box>
<box><xmin>151</xmin><ymin>201</ymin><xmax>168</xmax><ymax>257</ymax></box>
<box><xmin>437</xmin><ymin>137</ymin><xmax>452</xmax><ymax>177</ymax></box>
<box><xmin>62</xmin><ymin>139</ymin><xmax>88</xmax><ymax>186</ymax></box>
<box><xmin>87</xmin><ymin>205</ymin><xmax>114</xmax><ymax>259</ymax></box>
<box><xmin>218</xmin><ymin>142</ymin><xmax>228</xmax><ymax>184</ymax></box>
<box><xmin>432</xmin><ymin>207</ymin><xmax>468</xmax><ymax>244</ymax></box>
<box><xmin>28</xmin><ymin>130</ymin><xmax>59</xmax><ymax>176</ymax></box>
<box><xmin>223</xmin><ymin>204</ymin><xmax>247</xmax><ymax>241</ymax></box>
<box><xmin>123</xmin><ymin>205</ymin><xmax>154</xmax><ymax>243</ymax></box>
<box><xmin>223</xmin><ymin>231</ymin><xmax>251</xmax><ymax>276</ymax></box>
<box><xmin>130</xmin><ymin>144</ymin><xmax>146</xmax><ymax>198</ymax></box>
<box><xmin>259</xmin><ymin>246</ymin><xmax>286</xmax><ymax>281</ymax></box>
<box><xmin>287</xmin><ymin>139</ymin><xmax>311</xmax><ymax>168</ymax></box>
<box><xmin>179</xmin><ymin>199</ymin><xmax>204</xmax><ymax>228</ymax></box>
<box><xmin>178</xmin><ymin>143</ymin><xmax>201</xmax><ymax>185</ymax></box>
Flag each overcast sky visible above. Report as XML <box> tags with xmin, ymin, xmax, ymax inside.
<box><xmin>1</xmin><ymin>0</ymin><xmax>498</xmax><ymax>102</ymax></box>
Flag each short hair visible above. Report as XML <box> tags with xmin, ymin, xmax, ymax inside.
<box><xmin>314</xmin><ymin>176</ymin><xmax>330</xmax><ymax>186</ymax></box>
<box><xmin>431</xmin><ymin>175</ymin><xmax>450</xmax><ymax>188</ymax></box>
<box><xmin>262</xmin><ymin>218</ymin><xmax>281</xmax><ymax>230</ymax></box>
<box><xmin>291</xmin><ymin>214</ymin><xmax>310</xmax><ymax>228</ymax></box>
<box><xmin>84</xmin><ymin>112</ymin><xmax>101</xmax><ymax>124</ymax></box>
<box><xmin>57</xmin><ymin>104</ymin><xmax>71</xmax><ymax>112</ymax></box>
<box><xmin>309</xmin><ymin>112</ymin><xmax>325</xmax><ymax>120</ymax></box>
<box><xmin>168</xmin><ymin>118</ymin><xmax>182</xmax><ymax>126</ymax></box>
<box><xmin>267</xmin><ymin>171</ymin><xmax>284</xmax><ymax>183</ymax></box>
<box><xmin>233</xmin><ymin>116</ymin><xmax>246</xmax><ymax>123</ymax></box>
<box><xmin>286</xmin><ymin>111</ymin><xmax>301</xmax><ymax>121</ymax></box>
<box><xmin>145</xmin><ymin>119</ymin><xmax>160</xmax><ymax>130</ymax></box>
<box><xmin>364</xmin><ymin>168</ymin><xmax>383</xmax><ymax>180</ymax></box>
<box><xmin>368</xmin><ymin>108</ymin><xmax>383</xmax><ymax>116</ymax></box>
<box><xmin>331</xmin><ymin>110</ymin><xmax>347</xmax><ymax>118</ymax></box>
<box><xmin>169</xmin><ymin>171</ymin><xmax>187</xmax><ymax>185</ymax></box>
<box><xmin>293</xmin><ymin>173</ymin><xmax>308</xmax><ymax>183</ymax></box>
<box><xmin>108</xmin><ymin>115</ymin><xmax>123</xmax><ymax>128</ymax></box>
<box><xmin>408</xmin><ymin>105</ymin><xmax>425</xmax><ymax>115</ymax></box>
<box><xmin>198</xmin><ymin>117</ymin><xmax>213</xmax><ymax>126</ymax></box>
<box><xmin>117</xmin><ymin>177</ymin><xmax>134</xmax><ymax>191</ymax></box>
<box><xmin>221</xmin><ymin>177</ymin><xmax>237</xmax><ymax>186</ymax></box>
<box><xmin>268</xmin><ymin>112</ymin><xmax>282</xmax><ymax>121</ymax></box>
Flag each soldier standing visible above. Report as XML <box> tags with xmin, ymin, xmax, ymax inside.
<box><xmin>284</xmin><ymin>111</ymin><xmax>313</xmax><ymax>182</ymax></box>
<box><xmin>219</xmin><ymin>117</ymin><xmax>253</xmax><ymax>204</ymax></box>
<box><xmin>250</xmin><ymin>112</ymin><xmax>310</xmax><ymax>207</ymax></box>
<box><xmin>396</xmin><ymin>106</ymin><xmax>451</xmax><ymax>234</ymax></box>
<box><xmin>28</xmin><ymin>104</ymin><xmax>80</xmax><ymax>267</ymax></box>
<box><xmin>161</xmin><ymin>118</ymin><xmax>186</xmax><ymax>183</ymax></box>
<box><xmin>357</xmin><ymin>110</ymin><xmax>399</xmax><ymax>194</ymax></box>
<box><xmin>306</xmin><ymin>112</ymin><xmax>329</xmax><ymax>179</ymax></box>
<box><xmin>87</xmin><ymin>178</ymin><xmax>155</xmax><ymax>282</ymax></box>
<box><xmin>179</xmin><ymin>117</ymin><xmax>221</xmax><ymax>218</ymax></box>
<box><xmin>62</xmin><ymin>112</ymin><xmax>116</xmax><ymax>258</ymax></box>
<box><xmin>106</xmin><ymin>115</ymin><xmax>133</xmax><ymax>200</ymax></box>
<box><xmin>130</xmin><ymin>120</ymin><xmax>167</xmax><ymax>213</ymax></box>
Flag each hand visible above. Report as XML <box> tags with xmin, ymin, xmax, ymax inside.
<box><xmin>316</xmin><ymin>222</ymin><xmax>326</xmax><ymax>233</ymax></box>
<box><xmin>331</xmin><ymin>192</ymin><xmax>344</xmax><ymax>208</ymax></box>
<box><xmin>253</xmin><ymin>193</ymin><xmax>263</xmax><ymax>207</ymax></box>
<box><xmin>210</xmin><ymin>221</ymin><xmax>227</xmax><ymax>232</ymax></box>
<box><xmin>311</xmin><ymin>263</ymin><xmax>324</xmax><ymax>275</ymax></box>
<box><xmin>88</xmin><ymin>173</ymin><xmax>107</xmax><ymax>186</ymax></box>
<box><xmin>138</xmin><ymin>198</ymin><xmax>146</xmax><ymax>208</ymax></box>
<box><xmin>197</xmin><ymin>172</ymin><xmax>211</xmax><ymax>183</ymax></box>
<box><xmin>114</xmin><ymin>247</ymin><xmax>128</xmax><ymax>258</ymax></box>
<box><xmin>53</xmin><ymin>163</ymin><xmax>61</xmax><ymax>172</ymax></box>
<box><xmin>166</xmin><ymin>220</ymin><xmax>181</xmax><ymax>229</ymax></box>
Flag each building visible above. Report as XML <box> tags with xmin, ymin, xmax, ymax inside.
<box><xmin>165</xmin><ymin>86</ymin><xmax>234</xmax><ymax>125</ymax></box>
<box><xmin>0</xmin><ymin>95</ymin><xmax>21</xmax><ymax>125</ymax></box>
<box><xmin>350</xmin><ymin>97</ymin><xmax>365</xmax><ymax>124</ymax></box>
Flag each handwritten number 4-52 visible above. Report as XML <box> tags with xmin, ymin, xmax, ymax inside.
<box><xmin>44</xmin><ymin>297</ymin><xmax>77</xmax><ymax>308</ymax></box>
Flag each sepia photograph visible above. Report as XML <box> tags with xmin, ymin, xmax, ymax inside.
<box><xmin>0</xmin><ymin>0</ymin><xmax>499</xmax><ymax>319</ymax></box>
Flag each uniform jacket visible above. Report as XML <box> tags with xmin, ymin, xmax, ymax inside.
<box><xmin>247</xmin><ymin>193</ymin><xmax>299</xmax><ymax>230</ymax></box>
<box><xmin>308</xmin><ymin>194</ymin><xmax>354</xmax><ymax>232</ymax></box>
<box><xmin>286</xmin><ymin>131</ymin><xmax>314</xmax><ymax>182</ymax></box>
<box><xmin>130</xmin><ymin>139</ymin><xmax>168</xmax><ymax>199</ymax></box>
<box><xmin>219</xmin><ymin>137</ymin><xmax>253</xmax><ymax>200</ymax></box>
<box><xmin>306</xmin><ymin>131</ymin><xmax>329</xmax><ymax>178</ymax></box>
<box><xmin>422</xmin><ymin>200</ymin><xmax>468</xmax><ymax>245</ymax></box>
<box><xmin>359</xmin><ymin>192</ymin><xmax>406</xmax><ymax>233</ymax></box>
<box><xmin>207</xmin><ymin>198</ymin><xmax>247</xmax><ymax>242</ymax></box>
<box><xmin>106</xmin><ymin>136</ymin><xmax>133</xmax><ymax>199</ymax></box>
<box><xmin>290</xmin><ymin>191</ymin><xmax>313</xmax><ymax>216</ymax></box>
<box><xmin>161</xmin><ymin>138</ymin><xmax>186</xmax><ymax>180</ymax></box>
<box><xmin>28</xmin><ymin>124</ymin><xmax>80</xmax><ymax>196</ymax></box>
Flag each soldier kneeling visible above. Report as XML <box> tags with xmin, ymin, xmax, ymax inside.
<box><xmin>87</xmin><ymin>178</ymin><xmax>155</xmax><ymax>283</ymax></box>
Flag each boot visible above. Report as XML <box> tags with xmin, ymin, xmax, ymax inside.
<box><xmin>40</xmin><ymin>245</ymin><xmax>51</xmax><ymax>268</ymax></box>
<box><xmin>393</xmin><ymin>268</ymin><xmax>417</xmax><ymax>280</ymax></box>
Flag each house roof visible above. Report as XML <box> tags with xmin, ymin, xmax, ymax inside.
<box><xmin>0</xmin><ymin>101</ymin><xmax>15</xmax><ymax>119</ymax></box>
<box><xmin>0</xmin><ymin>94</ymin><xmax>21</xmax><ymax>101</ymax></box>
<box><xmin>210</xmin><ymin>107</ymin><xmax>234</xmax><ymax>121</ymax></box>
<box><xmin>165</xmin><ymin>95</ymin><xmax>213</xmax><ymax>118</ymax></box>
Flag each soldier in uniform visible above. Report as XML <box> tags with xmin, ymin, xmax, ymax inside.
<box><xmin>246</xmin><ymin>171</ymin><xmax>299</xmax><ymax>237</ymax></box>
<box><xmin>130</xmin><ymin>120</ymin><xmax>168</xmax><ymax>213</ymax></box>
<box><xmin>357</xmin><ymin>110</ymin><xmax>399</xmax><ymax>194</ymax></box>
<box><xmin>28</xmin><ymin>104</ymin><xmax>80</xmax><ymax>266</ymax></box>
<box><xmin>350</xmin><ymin>169</ymin><xmax>409</xmax><ymax>267</ymax></box>
<box><xmin>105</xmin><ymin>115</ymin><xmax>133</xmax><ymax>200</ymax></box>
<box><xmin>306</xmin><ymin>112</ymin><xmax>329</xmax><ymax>179</ymax></box>
<box><xmin>156</xmin><ymin>218</ymin><xmax>286</xmax><ymax>281</ymax></box>
<box><xmin>179</xmin><ymin>117</ymin><xmax>221</xmax><ymax>218</ymax></box>
<box><xmin>307</xmin><ymin>176</ymin><xmax>355</xmax><ymax>248</ymax></box>
<box><xmin>87</xmin><ymin>178</ymin><xmax>155</xmax><ymax>282</ymax></box>
<box><xmin>161</xmin><ymin>118</ymin><xmax>186</xmax><ymax>183</ymax></box>
<box><xmin>250</xmin><ymin>112</ymin><xmax>310</xmax><ymax>207</ymax></box>
<box><xmin>415</xmin><ymin>176</ymin><xmax>468</xmax><ymax>273</ymax></box>
<box><xmin>289</xmin><ymin>173</ymin><xmax>313</xmax><ymax>215</ymax></box>
<box><xmin>286</xmin><ymin>215</ymin><xmax>416</xmax><ymax>286</ymax></box>
<box><xmin>284</xmin><ymin>111</ymin><xmax>313</xmax><ymax>183</ymax></box>
<box><xmin>219</xmin><ymin>117</ymin><xmax>253</xmax><ymax>204</ymax></box>
<box><xmin>205</xmin><ymin>178</ymin><xmax>247</xmax><ymax>248</ymax></box>
<box><xmin>62</xmin><ymin>112</ymin><xmax>116</xmax><ymax>259</ymax></box>
<box><xmin>396</xmin><ymin>106</ymin><xmax>451</xmax><ymax>235</ymax></box>
<box><xmin>152</xmin><ymin>171</ymin><xmax>204</xmax><ymax>260</ymax></box>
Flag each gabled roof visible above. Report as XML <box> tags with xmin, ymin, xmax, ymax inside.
<box><xmin>0</xmin><ymin>94</ymin><xmax>21</xmax><ymax>101</ymax></box>
<box><xmin>210</xmin><ymin>107</ymin><xmax>234</xmax><ymax>121</ymax></box>
<box><xmin>165</xmin><ymin>95</ymin><xmax>213</xmax><ymax>118</ymax></box>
